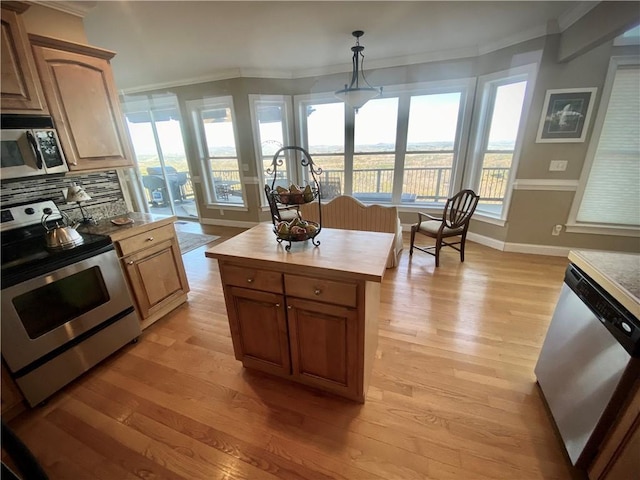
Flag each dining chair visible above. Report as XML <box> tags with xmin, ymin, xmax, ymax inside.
<box><xmin>409</xmin><ymin>189</ymin><xmax>480</xmax><ymax>267</ymax></box>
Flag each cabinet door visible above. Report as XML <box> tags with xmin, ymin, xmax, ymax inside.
<box><xmin>0</xmin><ymin>7</ymin><xmax>47</xmax><ymax>113</ymax></box>
<box><xmin>123</xmin><ymin>239</ymin><xmax>189</xmax><ymax>321</ymax></box>
<box><xmin>225</xmin><ymin>286</ymin><xmax>291</xmax><ymax>376</ymax></box>
<box><xmin>287</xmin><ymin>297</ymin><xmax>358</xmax><ymax>397</ymax></box>
<box><xmin>30</xmin><ymin>37</ymin><xmax>133</xmax><ymax>171</ymax></box>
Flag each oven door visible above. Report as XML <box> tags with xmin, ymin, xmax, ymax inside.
<box><xmin>1</xmin><ymin>249</ymin><xmax>135</xmax><ymax>373</ymax></box>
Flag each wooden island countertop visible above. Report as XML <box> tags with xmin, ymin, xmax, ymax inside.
<box><xmin>205</xmin><ymin>223</ymin><xmax>395</xmax><ymax>282</ymax></box>
<box><xmin>205</xmin><ymin>223</ymin><xmax>395</xmax><ymax>402</ymax></box>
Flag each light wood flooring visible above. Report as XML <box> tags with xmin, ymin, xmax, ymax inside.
<box><xmin>8</xmin><ymin>224</ymin><xmax>583</xmax><ymax>479</ymax></box>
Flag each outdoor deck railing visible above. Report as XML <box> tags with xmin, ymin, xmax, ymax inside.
<box><xmin>319</xmin><ymin>166</ymin><xmax>510</xmax><ymax>203</ymax></box>
<box><xmin>155</xmin><ymin>166</ymin><xmax>510</xmax><ymax>205</ymax></box>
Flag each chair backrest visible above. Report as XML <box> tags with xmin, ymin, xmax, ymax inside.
<box><xmin>264</xmin><ymin>184</ymin><xmax>280</xmax><ymax>225</ymax></box>
<box><xmin>443</xmin><ymin>189</ymin><xmax>479</xmax><ymax>229</ymax></box>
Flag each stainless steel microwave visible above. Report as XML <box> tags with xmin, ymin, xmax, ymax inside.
<box><xmin>1</xmin><ymin>114</ymin><xmax>68</xmax><ymax>180</ymax></box>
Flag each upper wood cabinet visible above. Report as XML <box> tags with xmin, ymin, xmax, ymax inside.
<box><xmin>0</xmin><ymin>3</ymin><xmax>48</xmax><ymax>113</ymax></box>
<box><xmin>29</xmin><ymin>34</ymin><xmax>134</xmax><ymax>171</ymax></box>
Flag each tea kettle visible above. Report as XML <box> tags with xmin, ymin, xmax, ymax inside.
<box><xmin>41</xmin><ymin>211</ymin><xmax>84</xmax><ymax>250</ymax></box>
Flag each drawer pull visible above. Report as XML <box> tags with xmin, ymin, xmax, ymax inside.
<box><xmin>127</xmin><ymin>260</ymin><xmax>134</xmax><ymax>265</ymax></box>
<box><xmin>247</xmin><ymin>278</ymin><xmax>254</xmax><ymax>283</ymax></box>
<box><xmin>146</xmin><ymin>237</ymin><xmax>154</xmax><ymax>242</ymax></box>
<box><xmin>275</xmin><ymin>303</ymin><xmax>280</xmax><ymax>307</ymax></box>
<box><xmin>314</xmin><ymin>289</ymin><xmax>321</xmax><ymax>296</ymax></box>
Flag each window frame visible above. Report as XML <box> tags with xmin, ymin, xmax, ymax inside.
<box><xmin>121</xmin><ymin>93</ymin><xmax>188</xmax><ymax>215</ymax></box>
<box><xmin>248</xmin><ymin>94</ymin><xmax>295</xmax><ymax>208</ymax></box>
<box><xmin>566</xmin><ymin>55</ymin><xmax>640</xmax><ymax>237</ymax></box>
<box><xmin>187</xmin><ymin>95</ymin><xmax>247</xmax><ymax>209</ymax></box>
<box><xmin>295</xmin><ymin>92</ymin><xmax>348</xmax><ymax>191</ymax></box>
<box><xmin>464</xmin><ymin>62</ymin><xmax>538</xmax><ymax>222</ymax></box>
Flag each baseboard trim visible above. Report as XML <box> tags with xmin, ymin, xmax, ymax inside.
<box><xmin>465</xmin><ymin>232</ymin><xmax>570</xmax><ymax>257</ymax></box>
<box><xmin>503</xmin><ymin>243</ymin><xmax>570</xmax><ymax>257</ymax></box>
<box><xmin>467</xmin><ymin>232</ymin><xmax>506</xmax><ymax>251</ymax></box>
<box><xmin>200</xmin><ymin>218</ymin><xmax>258</xmax><ymax>228</ymax></box>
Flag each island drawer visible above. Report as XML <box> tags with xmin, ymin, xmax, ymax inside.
<box><xmin>221</xmin><ymin>264</ymin><xmax>283</xmax><ymax>294</ymax></box>
<box><xmin>284</xmin><ymin>274</ymin><xmax>357</xmax><ymax>308</ymax></box>
<box><xmin>117</xmin><ymin>224</ymin><xmax>175</xmax><ymax>256</ymax></box>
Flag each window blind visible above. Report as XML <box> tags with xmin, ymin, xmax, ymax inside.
<box><xmin>577</xmin><ymin>66</ymin><xmax>640</xmax><ymax>226</ymax></box>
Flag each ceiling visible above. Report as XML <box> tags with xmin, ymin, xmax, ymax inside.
<box><xmin>78</xmin><ymin>1</ymin><xmax>595</xmax><ymax>93</ymax></box>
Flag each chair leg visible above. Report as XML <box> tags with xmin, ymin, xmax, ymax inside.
<box><xmin>409</xmin><ymin>225</ymin><xmax>416</xmax><ymax>255</ymax></box>
<box><xmin>460</xmin><ymin>232</ymin><xmax>467</xmax><ymax>262</ymax></box>
<box><xmin>435</xmin><ymin>236</ymin><xmax>442</xmax><ymax>267</ymax></box>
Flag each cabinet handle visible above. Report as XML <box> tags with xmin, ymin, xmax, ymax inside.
<box><xmin>127</xmin><ymin>260</ymin><xmax>134</xmax><ymax>265</ymax></box>
<box><xmin>314</xmin><ymin>289</ymin><xmax>321</xmax><ymax>296</ymax></box>
<box><xmin>275</xmin><ymin>303</ymin><xmax>280</xmax><ymax>307</ymax></box>
<box><xmin>69</xmin><ymin>160</ymin><xmax>77</xmax><ymax>166</ymax></box>
<box><xmin>146</xmin><ymin>237</ymin><xmax>154</xmax><ymax>242</ymax></box>
<box><xmin>287</xmin><ymin>305</ymin><xmax>292</xmax><ymax>310</ymax></box>
<box><xmin>247</xmin><ymin>278</ymin><xmax>253</xmax><ymax>283</ymax></box>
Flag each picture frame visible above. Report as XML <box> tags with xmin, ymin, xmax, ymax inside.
<box><xmin>536</xmin><ymin>88</ymin><xmax>597</xmax><ymax>143</ymax></box>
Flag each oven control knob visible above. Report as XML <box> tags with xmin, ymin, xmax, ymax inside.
<box><xmin>24</xmin><ymin>208</ymin><xmax>35</xmax><ymax>215</ymax></box>
<box><xmin>43</xmin><ymin>207</ymin><xmax>53</xmax><ymax>215</ymax></box>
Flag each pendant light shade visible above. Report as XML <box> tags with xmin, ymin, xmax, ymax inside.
<box><xmin>335</xmin><ymin>30</ymin><xmax>382</xmax><ymax>111</ymax></box>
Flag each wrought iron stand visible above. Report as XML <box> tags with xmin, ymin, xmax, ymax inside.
<box><xmin>265</xmin><ymin>146</ymin><xmax>323</xmax><ymax>251</ymax></box>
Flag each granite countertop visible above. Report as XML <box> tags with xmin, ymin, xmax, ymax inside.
<box><xmin>568</xmin><ymin>250</ymin><xmax>640</xmax><ymax>318</ymax></box>
<box><xmin>78</xmin><ymin>212</ymin><xmax>177</xmax><ymax>241</ymax></box>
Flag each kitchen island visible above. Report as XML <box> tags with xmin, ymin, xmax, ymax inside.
<box><xmin>205</xmin><ymin>223</ymin><xmax>395</xmax><ymax>402</ymax></box>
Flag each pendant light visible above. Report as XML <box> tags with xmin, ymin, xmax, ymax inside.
<box><xmin>334</xmin><ymin>30</ymin><xmax>382</xmax><ymax>111</ymax></box>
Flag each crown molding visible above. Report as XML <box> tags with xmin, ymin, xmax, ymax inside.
<box><xmin>32</xmin><ymin>1</ymin><xmax>96</xmax><ymax>18</ymax></box>
<box><xmin>557</xmin><ymin>1</ymin><xmax>600</xmax><ymax>31</ymax></box>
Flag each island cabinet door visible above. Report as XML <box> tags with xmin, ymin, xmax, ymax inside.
<box><xmin>225</xmin><ymin>286</ymin><xmax>291</xmax><ymax>376</ymax></box>
<box><xmin>286</xmin><ymin>297</ymin><xmax>359</xmax><ymax>399</ymax></box>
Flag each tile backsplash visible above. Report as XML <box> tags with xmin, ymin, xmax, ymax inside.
<box><xmin>0</xmin><ymin>170</ymin><xmax>129</xmax><ymax>222</ymax></box>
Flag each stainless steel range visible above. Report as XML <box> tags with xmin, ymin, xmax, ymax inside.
<box><xmin>1</xmin><ymin>199</ymin><xmax>140</xmax><ymax>406</ymax></box>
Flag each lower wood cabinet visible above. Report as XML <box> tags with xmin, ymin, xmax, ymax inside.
<box><xmin>225</xmin><ymin>286</ymin><xmax>290</xmax><ymax>376</ymax></box>
<box><xmin>113</xmin><ymin>222</ymin><xmax>189</xmax><ymax>330</ymax></box>
<box><xmin>287</xmin><ymin>297</ymin><xmax>358</xmax><ymax>398</ymax></box>
<box><xmin>588</xmin><ymin>381</ymin><xmax>640</xmax><ymax>480</ymax></box>
<box><xmin>219</xmin><ymin>262</ymin><xmax>370</xmax><ymax>401</ymax></box>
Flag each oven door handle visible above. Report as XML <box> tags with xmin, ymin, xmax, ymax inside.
<box><xmin>26</xmin><ymin>131</ymin><xmax>43</xmax><ymax>170</ymax></box>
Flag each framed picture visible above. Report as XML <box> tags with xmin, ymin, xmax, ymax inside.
<box><xmin>536</xmin><ymin>88</ymin><xmax>597</xmax><ymax>143</ymax></box>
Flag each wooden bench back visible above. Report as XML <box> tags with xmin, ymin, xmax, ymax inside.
<box><xmin>299</xmin><ymin>195</ymin><xmax>398</xmax><ymax>234</ymax></box>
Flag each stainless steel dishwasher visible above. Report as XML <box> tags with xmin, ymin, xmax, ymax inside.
<box><xmin>535</xmin><ymin>264</ymin><xmax>640</xmax><ymax>469</ymax></box>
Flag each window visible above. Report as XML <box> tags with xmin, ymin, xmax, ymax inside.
<box><xmin>249</xmin><ymin>95</ymin><xmax>295</xmax><ymax>205</ymax></box>
<box><xmin>187</xmin><ymin>96</ymin><xmax>245</xmax><ymax>207</ymax></box>
<box><xmin>466</xmin><ymin>64</ymin><xmax>536</xmax><ymax>218</ymax></box>
<box><xmin>298</xmin><ymin>98</ymin><xmax>345</xmax><ymax>199</ymax></box>
<box><xmin>405</xmin><ymin>92</ymin><xmax>463</xmax><ymax>204</ymax></box>
<box><xmin>568</xmin><ymin>57</ymin><xmax>640</xmax><ymax>234</ymax></box>
<box><xmin>353</xmin><ymin>97</ymin><xmax>399</xmax><ymax>203</ymax></box>
<box><xmin>122</xmin><ymin>94</ymin><xmax>194</xmax><ymax>217</ymax></box>
<box><xmin>296</xmin><ymin>80</ymin><xmax>473</xmax><ymax>206</ymax></box>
